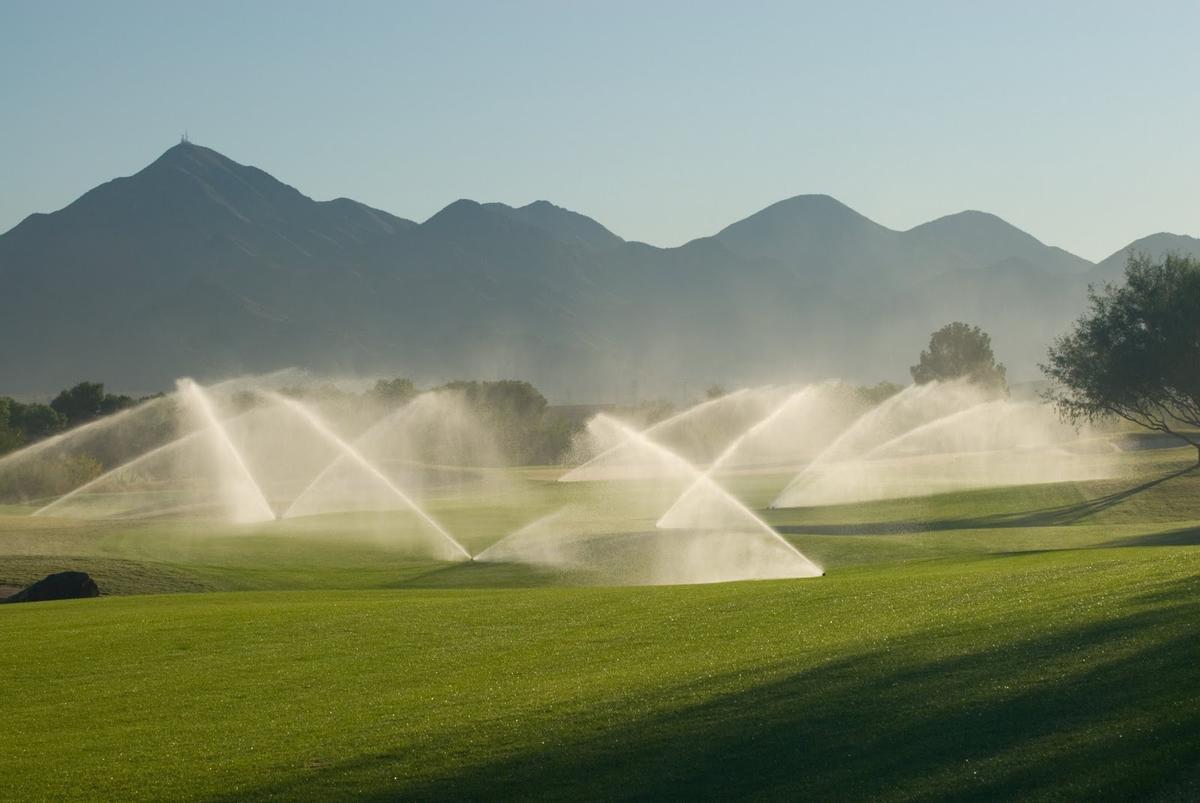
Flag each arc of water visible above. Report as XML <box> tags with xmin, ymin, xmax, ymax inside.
<box><xmin>203</xmin><ymin>366</ymin><xmax>312</xmax><ymax>397</ymax></box>
<box><xmin>178</xmin><ymin>379</ymin><xmax>276</xmax><ymax>523</ymax></box>
<box><xmin>657</xmin><ymin>385</ymin><xmax>817</xmax><ymax>528</ymax></box>
<box><xmin>32</xmin><ymin>429</ymin><xmax>206</xmax><ymax>517</ymax></box>
<box><xmin>33</xmin><ymin>390</ymin><xmax>274</xmax><ymax>521</ymax></box>
<box><xmin>0</xmin><ymin>394</ymin><xmax>172</xmax><ymax>473</ymax></box>
<box><xmin>559</xmin><ymin>388</ymin><xmax>753</xmax><ymax>482</ymax></box>
<box><xmin>473</xmin><ymin>507</ymin><xmax>570</xmax><ymax>563</ymax></box>
<box><xmin>769</xmin><ymin>382</ymin><xmax>942</xmax><ymax>508</ymax></box>
<box><xmin>595</xmin><ymin>414</ymin><xmax>822</xmax><ymax>575</ymax></box>
<box><xmin>280</xmin><ymin>397</ymin><xmax>421</xmax><ymax>519</ymax></box>
<box><xmin>858</xmin><ymin>399</ymin><xmax>1013</xmax><ymax>461</ymax></box>
<box><xmin>4</xmin><ymin>368</ymin><xmax>304</xmax><ymax>480</ymax></box>
<box><xmin>268</xmin><ymin>393</ymin><xmax>471</xmax><ymax>561</ymax></box>
<box><xmin>284</xmin><ymin>388</ymin><xmax>489</xmax><ymax>512</ymax></box>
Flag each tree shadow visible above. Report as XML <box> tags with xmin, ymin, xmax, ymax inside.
<box><xmin>777</xmin><ymin>466</ymin><xmax>1198</xmax><ymax>537</ymax></box>
<box><xmin>214</xmin><ymin>576</ymin><xmax>1200</xmax><ymax>801</ymax></box>
<box><xmin>1101</xmin><ymin>525</ymin><xmax>1200</xmax><ymax>549</ymax></box>
<box><xmin>380</xmin><ymin>559</ymin><xmax>575</xmax><ymax>589</ymax></box>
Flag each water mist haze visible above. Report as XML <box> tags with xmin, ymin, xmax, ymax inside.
<box><xmin>1</xmin><ymin>373</ymin><xmax>1120</xmax><ymax>586</ymax></box>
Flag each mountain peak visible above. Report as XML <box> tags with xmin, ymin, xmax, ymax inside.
<box><xmin>147</xmin><ymin>140</ymin><xmax>238</xmax><ymax>171</ymax></box>
<box><xmin>923</xmin><ymin>209</ymin><xmax>1005</xmax><ymax>225</ymax></box>
<box><xmin>910</xmin><ymin>209</ymin><xmax>1024</xmax><ymax>235</ymax></box>
<box><xmin>716</xmin><ymin>194</ymin><xmax>882</xmax><ymax>239</ymax></box>
<box><xmin>1095</xmin><ymin>232</ymin><xmax>1200</xmax><ymax>278</ymax></box>
<box><xmin>712</xmin><ymin>193</ymin><xmax>895</xmax><ymax>272</ymax></box>
<box><xmin>774</xmin><ymin>192</ymin><xmax>856</xmax><ymax>209</ymax></box>
<box><xmin>425</xmin><ymin>198</ymin><xmax>621</xmax><ymax>250</ymax></box>
<box><xmin>507</xmin><ymin>200</ymin><xmax>622</xmax><ymax>249</ymax></box>
<box><xmin>423</xmin><ymin>198</ymin><xmax>492</xmax><ymax>229</ymax></box>
<box><xmin>907</xmin><ymin>209</ymin><xmax>1092</xmax><ymax>275</ymax></box>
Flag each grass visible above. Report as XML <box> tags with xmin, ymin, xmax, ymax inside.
<box><xmin>1</xmin><ymin>443</ymin><xmax>1199</xmax><ymax>799</ymax></box>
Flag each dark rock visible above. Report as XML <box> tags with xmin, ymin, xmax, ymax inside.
<box><xmin>3</xmin><ymin>571</ymin><xmax>100</xmax><ymax>603</ymax></box>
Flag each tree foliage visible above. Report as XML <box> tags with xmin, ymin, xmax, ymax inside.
<box><xmin>1043</xmin><ymin>253</ymin><xmax>1200</xmax><ymax>461</ymax></box>
<box><xmin>0</xmin><ymin>382</ymin><xmax>152</xmax><ymax>460</ymax></box>
<box><xmin>0</xmin><ymin>398</ymin><xmax>23</xmax><ymax>453</ymax></box>
<box><xmin>436</xmin><ymin>380</ymin><xmax>573</xmax><ymax>465</ymax></box>
<box><xmin>0</xmin><ymin>397</ymin><xmax>64</xmax><ymax>450</ymax></box>
<box><xmin>1</xmin><ymin>375</ymin><xmax>586</xmax><ymax>467</ymax></box>
<box><xmin>856</xmin><ymin>381</ymin><xmax>904</xmax><ymax>407</ymax></box>
<box><xmin>911</xmin><ymin>322</ymin><xmax>1007</xmax><ymax>393</ymax></box>
<box><xmin>50</xmin><ymin>381</ymin><xmax>135</xmax><ymax>426</ymax></box>
<box><xmin>368</xmin><ymin>378</ymin><xmax>418</xmax><ymax>408</ymax></box>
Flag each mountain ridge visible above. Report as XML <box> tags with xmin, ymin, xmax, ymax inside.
<box><xmin>1</xmin><ymin>142</ymin><xmax>1194</xmax><ymax>399</ymax></box>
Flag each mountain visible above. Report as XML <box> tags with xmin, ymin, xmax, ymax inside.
<box><xmin>905</xmin><ymin>211</ymin><xmax>1093</xmax><ymax>275</ymax></box>
<box><xmin>0</xmin><ymin>143</ymin><xmax>418</xmax><ymax>390</ymax></box>
<box><xmin>1094</xmin><ymin>232</ymin><xmax>1200</xmax><ymax>282</ymax></box>
<box><xmin>711</xmin><ymin>195</ymin><xmax>1093</xmax><ymax>290</ymax></box>
<box><xmin>714</xmin><ymin>194</ymin><xmax>901</xmax><ymax>277</ymax></box>
<box><xmin>0</xmin><ymin>142</ymin><xmax>1192</xmax><ymax>400</ymax></box>
<box><xmin>485</xmin><ymin>200</ymin><xmax>623</xmax><ymax>250</ymax></box>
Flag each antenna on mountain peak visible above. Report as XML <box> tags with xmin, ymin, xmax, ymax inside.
<box><xmin>181</xmin><ymin>131</ymin><xmax>190</xmax><ymax>144</ymax></box>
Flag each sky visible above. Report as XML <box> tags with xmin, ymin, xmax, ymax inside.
<box><xmin>2</xmin><ymin>0</ymin><xmax>1198</xmax><ymax>261</ymax></box>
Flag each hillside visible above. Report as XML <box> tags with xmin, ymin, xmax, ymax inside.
<box><xmin>0</xmin><ymin>143</ymin><xmax>1192</xmax><ymax>399</ymax></box>
<box><xmin>1093</xmin><ymin>232</ymin><xmax>1200</xmax><ymax>282</ymax></box>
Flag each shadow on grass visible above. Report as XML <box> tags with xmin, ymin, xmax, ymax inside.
<box><xmin>1101</xmin><ymin>525</ymin><xmax>1200</xmax><ymax>549</ymax></box>
<box><xmin>777</xmin><ymin>466</ymin><xmax>1198</xmax><ymax>537</ymax></box>
<box><xmin>216</xmin><ymin>576</ymin><xmax>1200</xmax><ymax>801</ymax></box>
<box><xmin>384</xmin><ymin>559</ymin><xmax>578</xmax><ymax>589</ymax></box>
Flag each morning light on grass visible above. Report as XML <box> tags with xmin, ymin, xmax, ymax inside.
<box><xmin>3</xmin><ymin>3</ymin><xmax>1200</xmax><ymax>800</ymax></box>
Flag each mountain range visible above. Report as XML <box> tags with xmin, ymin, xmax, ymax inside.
<box><xmin>2</xmin><ymin>142</ymin><xmax>1198</xmax><ymax>400</ymax></box>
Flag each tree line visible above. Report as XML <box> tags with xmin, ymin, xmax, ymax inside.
<box><xmin>0</xmin><ymin>377</ymin><xmax>579</xmax><ymax>465</ymax></box>
<box><xmin>0</xmin><ymin>382</ymin><xmax>147</xmax><ymax>456</ymax></box>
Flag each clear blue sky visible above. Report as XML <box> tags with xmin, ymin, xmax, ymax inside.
<box><xmin>3</xmin><ymin>0</ymin><xmax>1197</xmax><ymax>260</ymax></box>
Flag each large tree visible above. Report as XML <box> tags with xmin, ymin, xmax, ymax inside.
<box><xmin>911</xmin><ymin>322</ymin><xmax>1007</xmax><ymax>393</ymax></box>
<box><xmin>368</xmin><ymin>378</ymin><xmax>418</xmax><ymax>408</ymax></box>
<box><xmin>0</xmin><ymin>398</ymin><xmax>22</xmax><ymax>454</ymax></box>
<box><xmin>1043</xmin><ymin>253</ymin><xmax>1200</xmax><ymax>463</ymax></box>
<box><xmin>5</xmin><ymin>398</ymin><xmax>64</xmax><ymax>443</ymax></box>
<box><xmin>49</xmin><ymin>381</ymin><xmax>107</xmax><ymax>423</ymax></box>
<box><xmin>49</xmin><ymin>381</ymin><xmax>134</xmax><ymax>426</ymax></box>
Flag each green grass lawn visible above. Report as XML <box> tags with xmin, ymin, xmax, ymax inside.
<box><xmin>2</xmin><ymin>444</ymin><xmax>1199</xmax><ymax>799</ymax></box>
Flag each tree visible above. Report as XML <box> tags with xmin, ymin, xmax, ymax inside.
<box><xmin>49</xmin><ymin>381</ymin><xmax>134</xmax><ymax>426</ymax></box>
<box><xmin>7</xmin><ymin>400</ymin><xmax>64</xmax><ymax>442</ymax></box>
<box><xmin>857</xmin><ymin>381</ymin><xmax>903</xmax><ymax>407</ymax></box>
<box><xmin>0</xmin><ymin>398</ymin><xmax>22</xmax><ymax>454</ymax></box>
<box><xmin>632</xmin><ymin>398</ymin><xmax>676</xmax><ymax>428</ymax></box>
<box><xmin>436</xmin><ymin>380</ymin><xmax>566</xmax><ymax>465</ymax></box>
<box><xmin>911</xmin><ymin>322</ymin><xmax>1007</xmax><ymax>393</ymax></box>
<box><xmin>705</xmin><ymin>384</ymin><xmax>727</xmax><ymax>400</ymax></box>
<box><xmin>50</xmin><ymin>381</ymin><xmax>106</xmax><ymax>424</ymax></box>
<box><xmin>440</xmin><ymin>380</ymin><xmax>548</xmax><ymax>421</ymax></box>
<box><xmin>368</xmin><ymin>378</ymin><xmax>418</xmax><ymax>408</ymax></box>
<box><xmin>1043</xmin><ymin>253</ymin><xmax>1200</xmax><ymax>464</ymax></box>
<box><xmin>99</xmin><ymin>392</ymin><xmax>135</xmax><ymax>416</ymax></box>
